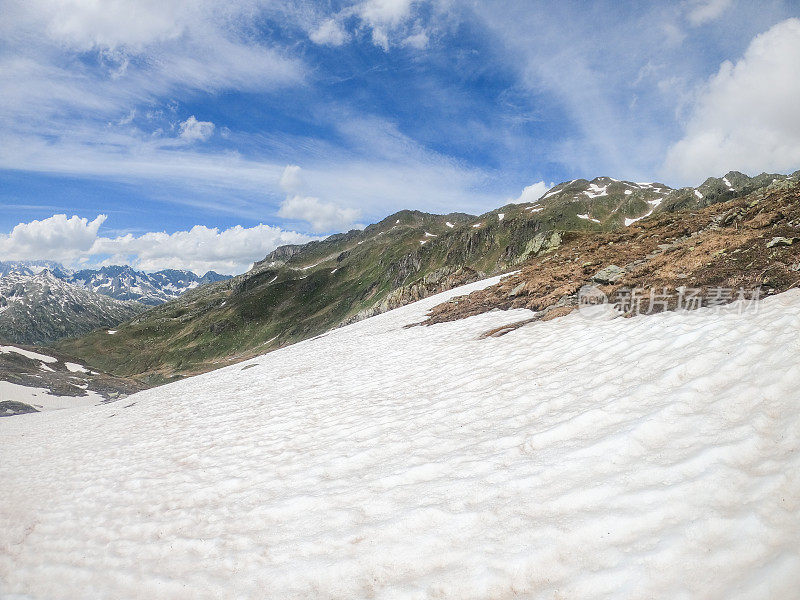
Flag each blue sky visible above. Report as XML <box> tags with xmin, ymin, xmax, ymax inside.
<box><xmin>1</xmin><ymin>0</ymin><xmax>799</xmax><ymax>273</ymax></box>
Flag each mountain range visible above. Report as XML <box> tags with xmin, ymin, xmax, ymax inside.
<box><xmin>0</xmin><ymin>271</ymin><xmax>145</xmax><ymax>345</ymax></box>
<box><xmin>55</xmin><ymin>169</ymin><xmax>800</xmax><ymax>384</ymax></box>
<box><xmin>0</xmin><ymin>262</ymin><xmax>231</xmax><ymax>305</ymax></box>
<box><xmin>0</xmin><ymin>264</ymin><xmax>232</xmax><ymax>345</ymax></box>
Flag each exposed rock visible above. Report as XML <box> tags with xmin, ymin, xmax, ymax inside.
<box><xmin>517</xmin><ymin>231</ymin><xmax>562</xmax><ymax>263</ymax></box>
<box><xmin>508</xmin><ymin>282</ymin><xmax>526</xmax><ymax>297</ymax></box>
<box><xmin>766</xmin><ymin>236</ymin><xmax>795</xmax><ymax>248</ymax></box>
<box><xmin>0</xmin><ymin>400</ymin><xmax>39</xmax><ymax>417</ymax></box>
<box><xmin>592</xmin><ymin>265</ymin><xmax>626</xmax><ymax>284</ymax></box>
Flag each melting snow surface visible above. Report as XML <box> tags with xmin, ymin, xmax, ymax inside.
<box><xmin>624</xmin><ymin>189</ymin><xmax>633</xmax><ymax>195</ymax></box>
<box><xmin>2</xmin><ymin>279</ymin><xmax>800</xmax><ymax>599</ymax></box>
<box><xmin>0</xmin><ymin>345</ymin><xmax>57</xmax><ymax>364</ymax></box>
<box><xmin>445</xmin><ymin>221</ymin><xmax>454</xmax><ymax>228</ymax></box>
<box><xmin>472</xmin><ymin>222</ymin><xmax>483</xmax><ymax>228</ymax></box>
<box><xmin>64</xmin><ymin>362</ymin><xmax>89</xmax><ymax>373</ymax></box>
<box><xmin>695</xmin><ymin>189</ymin><xmax>704</xmax><ymax>199</ymax></box>
<box><xmin>498</xmin><ymin>213</ymin><xmax>504</xmax><ymax>221</ymax></box>
<box><xmin>0</xmin><ymin>381</ymin><xmax>102</xmax><ymax>411</ymax></box>
<box><xmin>107</xmin><ymin>330</ymin><xmax>117</xmax><ymax>335</ymax></box>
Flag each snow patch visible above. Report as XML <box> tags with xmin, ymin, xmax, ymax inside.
<box><xmin>577</xmin><ymin>213</ymin><xmax>601</xmax><ymax>223</ymax></box>
<box><xmin>583</xmin><ymin>183</ymin><xmax>609</xmax><ymax>198</ymax></box>
<box><xmin>0</xmin><ymin>345</ymin><xmax>57</xmax><ymax>363</ymax></box>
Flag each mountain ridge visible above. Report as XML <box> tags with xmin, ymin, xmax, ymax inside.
<box><xmin>0</xmin><ymin>270</ymin><xmax>145</xmax><ymax>345</ymax></box>
<box><xmin>0</xmin><ymin>262</ymin><xmax>232</xmax><ymax>306</ymax></box>
<box><xmin>56</xmin><ymin>169</ymin><xmax>800</xmax><ymax>383</ymax></box>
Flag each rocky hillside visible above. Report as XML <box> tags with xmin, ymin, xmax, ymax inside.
<box><xmin>57</xmin><ymin>171</ymin><xmax>799</xmax><ymax>383</ymax></box>
<box><xmin>0</xmin><ymin>271</ymin><xmax>145</xmax><ymax>345</ymax></box>
<box><xmin>420</xmin><ymin>177</ymin><xmax>800</xmax><ymax>329</ymax></box>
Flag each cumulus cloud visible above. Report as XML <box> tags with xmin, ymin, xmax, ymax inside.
<box><xmin>279</xmin><ymin>164</ymin><xmax>304</xmax><ymax>193</ymax></box>
<box><xmin>664</xmin><ymin>18</ymin><xmax>800</xmax><ymax>183</ymax></box>
<box><xmin>309</xmin><ymin>19</ymin><xmax>349</xmax><ymax>46</ymax></box>
<box><xmin>278</xmin><ymin>196</ymin><xmax>362</xmax><ymax>233</ymax></box>
<box><xmin>0</xmin><ymin>214</ymin><xmax>314</xmax><ymax>274</ymax></box>
<box><xmin>513</xmin><ymin>181</ymin><xmax>552</xmax><ymax>204</ymax></box>
<box><xmin>91</xmin><ymin>224</ymin><xmax>314</xmax><ymax>274</ymax></box>
<box><xmin>0</xmin><ymin>214</ymin><xmax>107</xmax><ymax>262</ymax></box>
<box><xmin>277</xmin><ymin>164</ymin><xmax>362</xmax><ymax>232</ymax></box>
<box><xmin>179</xmin><ymin>115</ymin><xmax>215</xmax><ymax>142</ymax></box>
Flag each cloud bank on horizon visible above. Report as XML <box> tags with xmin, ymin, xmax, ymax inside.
<box><xmin>0</xmin><ymin>214</ymin><xmax>315</xmax><ymax>275</ymax></box>
<box><xmin>0</xmin><ymin>0</ymin><xmax>798</xmax><ymax>273</ymax></box>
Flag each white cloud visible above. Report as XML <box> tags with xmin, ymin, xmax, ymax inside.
<box><xmin>402</xmin><ymin>31</ymin><xmax>429</xmax><ymax>49</ymax></box>
<box><xmin>279</xmin><ymin>164</ymin><xmax>304</xmax><ymax>194</ymax></box>
<box><xmin>664</xmin><ymin>18</ymin><xmax>800</xmax><ymax>183</ymax></box>
<box><xmin>0</xmin><ymin>213</ymin><xmax>315</xmax><ymax>274</ymax></box>
<box><xmin>278</xmin><ymin>195</ymin><xmax>362</xmax><ymax>233</ymax></box>
<box><xmin>309</xmin><ymin>19</ymin><xmax>349</xmax><ymax>46</ymax></box>
<box><xmin>513</xmin><ymin>181</ymin><xmax>551</xmax><ymax>204</ymax></box>
<box><xmin>91</xmin><ymin>224</ymin><xmax>315</xmax><ymax>274</ymax></box>
<box><xmin>358</xmin><ymin>0</ymin><xmax>416</xmax><ymax>28</ymax></box>
<box><xmin>686</xmin><ymin>0</ymin><xmax>733</xmax><ymax>26</ymax></box>
<box><xmin>353</xmin><ymin>0</ymin><xmax>435</xmax><ymax>50</ymax></box>
<box><xmin>0</xmin><ymin>0</ymin><xmax>304</xmax><ymax>150</ymax></box>
<box><xmin>0</xmin><ymin>214</ymin><xmax>107</xmax><ymax>262</ymax></box>
<box><xmin>371</xmin><ymin>28</ymin><xmax>391</xmax><ymax>51</ymax></box>
<box><xmin>179</xmin><ymin>116</ymin><xmax>215</xmax><ymax>142</ymax></box>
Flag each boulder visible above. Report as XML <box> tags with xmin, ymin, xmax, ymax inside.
<box><xmin>591</xmin><ymin>264</ymin><xmax>626</xmax><ymax>285</ymax></box>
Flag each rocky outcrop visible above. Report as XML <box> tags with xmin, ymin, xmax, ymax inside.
<box><xmin>341</xmin><ymin>266</ymin><xmax>484</xmax><ymax>326</ymax></box>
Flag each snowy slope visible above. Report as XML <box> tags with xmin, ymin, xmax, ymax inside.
<box><xmin>1</xmin><ymin>275</ymin><xmax>799</xmax><ymax>599</ymax></box>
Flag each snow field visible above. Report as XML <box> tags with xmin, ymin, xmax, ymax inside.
<box><xmin>1</xmin><ymin>275</ymin><xmax>799</xmax><ymax>599</ymax></box>
<box><xmin>0</xmin><ymin>381</ymin><xmax>102</xmax><ymax>411</ymax></box>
